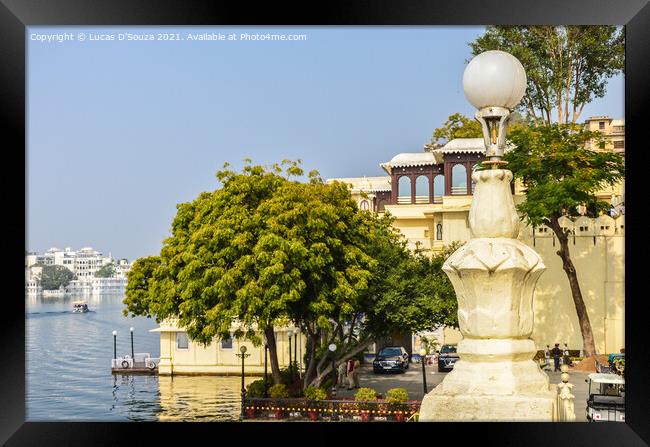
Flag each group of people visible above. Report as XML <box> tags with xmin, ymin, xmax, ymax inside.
<box><xmin>337</xmin><ymin>358</ymin><xmax>361</xmax><ymax>390</ymax></box>
<box><xmin>543</xmin><ymin>343</ymin><xmax>573</xmax><ymax>372</ymax></box>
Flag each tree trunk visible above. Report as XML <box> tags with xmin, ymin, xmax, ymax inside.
<box><xmin>547</xmin><ymin>218</ymin><xmax>598</xmax><ymax>357</ymax></box>
<box><xmin>307</xmin><ymin>338</ymin><xmax>375</xmax><ymax>389</ymax></box>
<box><xmin>302</xmin><ymin>327</ymin><xmax>320</xmax><ymax>389</ymax></box>
<box><xmin>263</xmin><ymin>326</ymin><xmax>283</xmax><ymax>384</ymax></box>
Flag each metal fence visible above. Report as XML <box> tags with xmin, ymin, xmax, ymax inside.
<box><xmin>244</xmin><ymin>397</ymin><xmax>420</xmax><ymax>422</ymax></box>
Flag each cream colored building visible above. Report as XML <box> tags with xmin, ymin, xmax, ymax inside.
<box><xmin>152</xmin><ymin>319</ymin><xmax>306</xmax><ymax>376</ymax></box>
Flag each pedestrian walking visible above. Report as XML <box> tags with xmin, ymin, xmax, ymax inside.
<box><xmin>346</xmin><ymin>358</ymin><xmax>355</xmax><ymax>390</ymax></box>
<box><xmin>551</xmin><ymin>343</ymin><xmax>562</xmax><ymax>372</ymax></box>
<box><xmin>352</xmin><ymin>358</ymin><xmax>361</xmax><ymax>389</ymax></box>
<box><xmin>337</xmin><ymin>361</ymin><xmax>347</xmax><ymax>388</ymax></box>
<box><xmin>563</xmin><ymin>343</ymin><xmax>573</xmax><ymax>366</ymax></box>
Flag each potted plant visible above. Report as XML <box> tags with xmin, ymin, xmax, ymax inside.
<box><xmin>304</xmin><ymin>386</ymin><xmax>327</xmax><ymax>421</ymax></box>
<box><xmin>354</xmin><ymin>387</ymin><xmax>377</xmax><ymax>422</ymax></box>
<box><xmin>385</xmin><ymin>388</ymin><xmax>409</xmax><ymax>422</ymax></box>
<box><xmin>269</xmin><ymin>384</ymin><xmax>290</xmax><ymax>419</ymax></box>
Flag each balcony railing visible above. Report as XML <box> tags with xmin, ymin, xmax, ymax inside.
<box><xmin>451</xmin><ymin>186</ymin><xmax>468</xmax><ymax>195</ymax></box>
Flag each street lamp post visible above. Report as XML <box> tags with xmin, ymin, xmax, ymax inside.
<box><xmin>236</xmin><ymin>345</ymin><xmax>251</xmax><ymax>421</ymax></box>
<box><xmin>287</xmin><ymin>330</ymin><xmax>293</xmax><ymax>373</ymax></box>
<box><xmin>294</xmin><ymin>331</ymin><xmax>298</xmax><ymax>376</ymax></box>
<box><xmin>264</xmin><ymin>344</ymin><xmax>269</xmax><ymax>398</ymax></box>
<box><xmin>419</xmin><ymin>348</ymin><xmax>428</xmax><ymax>395</ymax></box>
<box><xmin>328</xmin><ymin>344</ymin><xmax>337</xmax><ymax>396</ymax></box>
<box><xmin>130</xmin><ymin>327</ymin><xmax>134</xmax><ymax>360</ymax></box>
<box><xmin>112</xmin><ymin>330</ymin><xmax>117</xmax><ymax>363</ymax></box>
<box><xmin>328</xmin><ymin>343</ymin><xmax>338</xmax><ymax>421</ymax></box>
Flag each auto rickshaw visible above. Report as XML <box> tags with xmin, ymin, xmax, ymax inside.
<box><xmin>585</xmin><ymin>373</ymin><xmax>625</xmax><ymax>422</ymax></box>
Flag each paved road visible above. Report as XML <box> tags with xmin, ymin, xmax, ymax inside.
<box><xmin>333</xmin><ymin>363</ymin><xmax>591</xmax><ymax>422</ymax></box>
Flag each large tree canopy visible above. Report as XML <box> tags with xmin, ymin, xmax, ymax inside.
<box><xmin>471</xmin><ymin>26</ymin><xmax>624</xmax><ymax>125</ymax></box>
<box><xmin>124</xmin><ymin>161</ymin><xmax>459</xmax><ymax>389</ymax></box>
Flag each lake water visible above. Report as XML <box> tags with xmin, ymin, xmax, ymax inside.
<box><xmin>26</xmin><ymin>294</ymin><xmax>254</xmax><ymax>421</ymax></box>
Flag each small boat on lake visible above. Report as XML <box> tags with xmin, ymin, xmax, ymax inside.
<box><xmin>72</xmin><ymin>301</ymin><xmax>89</xmax><ymax>313</ymax></box>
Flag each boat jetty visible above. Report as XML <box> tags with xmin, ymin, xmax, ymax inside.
<box><xmin>111</xmin><ymin>328</ymin><xmax>160</xmax><ymax>375</ymax></box>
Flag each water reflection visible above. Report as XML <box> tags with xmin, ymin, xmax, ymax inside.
<box><xmin>157</xmin><ymin>375</ymin><xmax>256</xmax><ymax>421</ymax></box>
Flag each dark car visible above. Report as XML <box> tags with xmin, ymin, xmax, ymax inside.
<box><xmin>437</xmin><ymin>344</ymin><xmax>459</xmax><ymax>372</ymax></box>
<box><xmin>373</xmin><ymin>346</ymin><xmax>410</xmax><ymax>374</ymax></box>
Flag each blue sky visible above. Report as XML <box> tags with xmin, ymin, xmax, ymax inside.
<box><xmin>27</xmin><ymin>26</ymin><xmax>624</xmax><ymax>261</ymax></box>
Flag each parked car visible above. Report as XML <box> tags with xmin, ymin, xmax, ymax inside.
<box><xmin>437</xmin><ymin>344</ymin><xmax>459</xmax><ymax>372</ymax></box>
<box><xmin>372</xmin><ymin>346</ymin><xmax>410</xmax><ymax>374</ymax></box>
<box><xmin>585</xmin><ymin>373</ymin><xmax>625</xmax><ymax>422</ymax></box>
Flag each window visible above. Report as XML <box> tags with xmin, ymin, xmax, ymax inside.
<box><xmin>599</xmin><ymin>142</ymin><xmax>606</xmax><ymax>149</ymax></box>
<box><xmin>599</xmin><ymin>121</ymin><xmax>605</xmax><ymax>130</ymax></box>
<box><xmin>176</xmin><ymin>332</ymin><xmax>189</xmax><ymax>349</ymax></box>
<box><xmin>377</xmin><ymin>199</ymin><xmax>387</xmax><ymax>212</ymax></box>
<box><xmin>221</xmin><ymin>335</ymin><xmax>233</xmax><ymax>349</ymax></box>
<box><xmin>424</xmin><ymin>230</ymin><xmax>429</xmax><ymax>238</ymax></box>
<box><xmin>451</xmin><ymin>164</ymin><xmax>467</xmax><ymax>195</ymax></box>
<box><xmin>359</xmin><ymin>200</ymin><xmax>369</xmax><ymax>211</ymax></box>
<box><xmin>436</xmin><ymin>223</ymin><xmax>443</xmax><ymax>240</ymax></box>
<box><xmin>433</xmin><ymin>175</ymin><xmax>444</xmax><ymax>203</ymax></box>
<box><xmin>415</xmin><ymin>175</ymin><xmax>429</xmax><ymax>203</ymax></box>
<box><xmin>397</xmin><ymin>176</ymin><xmax>412</xmax><ymax>204</ymax></box>
<box><xmin>614</xmin><ymin>140</ymin><xmax>624</xmax><ymax>149</ymax></box>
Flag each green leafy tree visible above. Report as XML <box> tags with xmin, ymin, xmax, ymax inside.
<box><xmin>123</xmin><ymin>160</ymin><xmax>382</xmax><ymax>387</ymax></box>
<box><xmin>470</xmin><ymin>26</ymin><xmax>624</xmax><ymax>125</ymax></box>
<box><xmin>505</xmin><ymin>124</ymin><xmax>624</xmax><ymax>357</ymax></box>
<box><xmin>431</xmin><ymin>113</ymin><xmax>482</xmax><ymax>144</ymax></box>
<box><xmin>37</xmin><ymin>264</ymin><xmax>76</xmax><ymax>290</ymax></box>
<box><xmin>95</xmin><ymin>263</ymin><xmax>115</xmax><ymax>278</ymax></box>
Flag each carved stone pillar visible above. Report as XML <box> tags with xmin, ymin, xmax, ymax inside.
<box><xmin>419</xmin><ymin>169</ymin><xmax>556</xmax><ymax>421</ymax></box>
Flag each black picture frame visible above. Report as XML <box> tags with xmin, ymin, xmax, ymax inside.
<box><xmin>2</xmin><ymin>1</ymin><xmax>648</xmax><ymax>445</ymax></box>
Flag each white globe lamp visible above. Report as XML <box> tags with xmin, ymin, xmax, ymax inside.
<box><xmin>462</xmin><ymin>50</ymin><xmax>527</xmax><ymax>165</ymax></box>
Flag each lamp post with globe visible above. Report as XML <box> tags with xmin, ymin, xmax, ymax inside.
<box><xmin>287</xmin><ymin>329</ymin><xmax>293</xmax><ymax>373</ymax></box>
<box><xmin>236</xmin><ymin>345</ymin><xmax>251</xmax><ymax>420</ymax></box>
<box><xmin>419</xmin><ymin>50</ymin><xmax>557</xmax><ymax>422</ymax></box>
<box><xmin>328</xmin><ymin>344</ymin><xmax>337</xmax><ymax>397</ymax></box>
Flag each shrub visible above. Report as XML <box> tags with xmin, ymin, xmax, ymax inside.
<box><xmin>269</xmin><ymin>384</ymin><xmax>290</xmax><ymax>399</ymax></box>
<box><xmin>304</xmin><ymin>386</ymin><xmax>327</xmax><ymax>401</ymax></box>
<box><xmin>385</xmin><ymin>388</ymin><xmax>408</xmax><ymax>403</ymax></box>
<box><xmin>246</xmin><ymin>379</ymin><xmax>268</xmax><ymax>398</ymax></box>
<box><xmin>354</xmin><ymin>387</ymin><xmax>377</xmax><ymax>402</ymax></box>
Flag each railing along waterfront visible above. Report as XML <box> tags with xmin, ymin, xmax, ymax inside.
<box><xmin>243</xmin><ymin>397</ymin><xmax>420</xmax><ymax>422</ymax></box>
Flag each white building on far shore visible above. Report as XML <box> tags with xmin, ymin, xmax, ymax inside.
<box><xmin>25</xmin><ymin>246</ymin><xmax>132</xmax><ymax>296</ymax></box>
